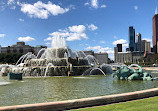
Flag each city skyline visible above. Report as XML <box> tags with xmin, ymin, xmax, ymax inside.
<box><xmin>0</xmin><ymin>0</ymin><xmax>157</xmax><ymax>60</ymax></box>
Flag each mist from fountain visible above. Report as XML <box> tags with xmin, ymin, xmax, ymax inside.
<box><xmin>51</xmin><ymin>36</ymin><xmax>67</xmax><ymax>49</ymax></box>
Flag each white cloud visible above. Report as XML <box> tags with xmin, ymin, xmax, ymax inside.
<box><xmin>84</xmin><ymin>0</ymin><xmax>106</xmax><ymax>9</ymax></box>
<box><xmin>84</xmin><ymin>2</ymin><xmax>89</xmax><ymax>6</ymax></box>
<box><xmin>143</xmin><ymin>38</ymin><xmax>152</xmax><ymax>42</ymax></box>
<box><xmin>101</xmin><ymin>5</ymin><xmax>107</xmax><ymax>8</ymax></box>
<box><xmin>88</xmin><ymin>24</ymin><xmax>98</xmax><ymax>31</ymax></box>
<box><xmin>134</xmin><ymin>5</ymin><xmax>138</xmax><ymax>10</ymax></box>
<box><xmin>112</xmin><ymin>39</ymin><xmax>128</xmax><ymax>51</ymax></box>
<box><xmin>91</xmin><ymin>0</ymin><xmax>98</xmax><ymax>8</ymax></box>
<box><xmin>47</xmin><ymin>25</ymin><xmax>88</xmax><ymax>41</ymax></box>
<box><xmin>100</xmin><ymin>41</ymin><xmax>105</xmax><ymax>43</ymax></box>
<box><xmin>19</xmin><ymin>18</ymin><xmax>24</xmax><ymax>22</ymax></box>
<box><xmin>20</xmin><ymin>1</ymin><xmax>70</xmax><ymax>19</ymax></box>
<box><xmin>69</xmin><ymin>25</ymin><xmax>86</xmax><ymax>33</ymax></box>
<box><xmin>0</xmin><ymin>34</ymin><xmax>6</xmax><ymax>37</ymax></box>
<box><xmin>112</xmin><ymin>39</ymin><xmax>127</xmax><ymax>45</ymax></box>
<box><xmin>18</xmin><ymin>36</ymin><xmax>35</xmax><ymax>42</ymax></box>
<box><xmin>7</xmin><ymin>0</ymin><xmax>15</xmax><ymax>5</ymax></box>
<box><xmin>86</xmin><ymin>46</ymin><xmax>114</xmax><ymax>60</ymax></box>
<box><xmin>44</xmin><ymin>37</ymin><xmax>52</xmax><ymax>41</ymax></box>
<box><xmin>86</xmin><ymin>46</ymin><xmax>113</xmax><ymax>53</ymax></box>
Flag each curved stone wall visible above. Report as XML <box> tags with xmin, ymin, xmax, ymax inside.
<box><xmin>0</xmin><ymin>88</ymin><xmax>158</xmax><ymax>111</ymax></box>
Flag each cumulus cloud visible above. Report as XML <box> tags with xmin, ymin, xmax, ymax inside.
<box><xmin>84</xmin><ymin>0</ymin><xmax>106</xmax><ymax>9</ymax></box>
<box><xmin>101</xmin><ymin>5</ymin><xmax>107</xmax><ymax>8</ymax></box>
<box><xmin>20</xmin><ymin>1</ymin><xmax>71</xmax><ymax>19</ymax></box>
<box><xmin>91</xmin><ymin>0</ymin><xmax>98</xmax><ymax>8</ymax></box>
<box><xmin>19</xmin><ymin>18</ymin><xmax>24</xmax><ymax>22</ymax></box>
<box><xmin>112</xmin><ymin>39</ymin><xmax>127</xmax><ymax>45</ymax></box>
<box><xmin>44</xmin><ymin>37</ymin><xmax>52</xmax><ymax>41</ymax></box>
<box><xmin>88</xmin><ymin>24</ymin><xmax>98</xmax><ymax>31</ymax></box>
<box><xmin>113</xmin><ymin>39</ymin><xmax>128</xmax><ymax>51</ymax></box>
<box><xmin>143</xmin><ymin>38</ymin><xmax>152</xmax><ymax>42</ymax></box>
<box><xmin>84</xmin><ymin>2</ymin><xmax>89</xmax><ymax>6</ymax></box>
<box><xmin>18</xmin><ymin>36</ymin><xmax>35</xmax><ymax>42</ymax></box>
<box><xmin>46</xmin><ymin>25</ymin><xmax>88</xmax><ymax>41</ymax></box>
<box><xmin>7</xmin><ymin>0</ymin><xmax>15</xmax><ymax>5</ymax></box>
<box><xmin>86</xmin><ymin>46</ymin><xmax>113</xmax><ymax>54</ymax></box>
<box><xmin>134</xmin><ymin>5</ymin><xmax>138</xmax><ymax>10</ymax></box>
<box><xmin>0</xmin><ymin>34</ymin><xmax>6</xmax><ymax>37</ymax></box>
<box><xmin>7</xmin><ymin>0</ymin><xmax>17</xmax><ymax>9</ymax></box>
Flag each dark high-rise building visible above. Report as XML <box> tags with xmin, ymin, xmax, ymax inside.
<box><xmin>129</xmin><ymin>26</ymin><xmax>135</xmax><ymax>52</ymax></box>
<box><xmin>117</xmin><ymin>44</ymin><xmax>122</xmax><ymax>52</ymax></box>
<box><xmin>135</xmin><ymin>33</ymin><xmax>141</xmax><ymax>51</ymax></box>
<box><xmin>153</xmin><ymin>8</ymin><xmax>158</xmax><ymax>54</ymax></box>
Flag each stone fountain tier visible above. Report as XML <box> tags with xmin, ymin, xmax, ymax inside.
<box><xmin>10</xmin><ymin>56</ymin><xmax>92</xmax><ymax>76</ymax></box>
<box><xmin>25</xmin><ymin>58</ymin><xmax>89</xmax><ymax>67</ymax></box>
<box><xmin>8</xmin><ymin>65</ymin><xmax>91</xmax><ymax>76</ymax></box>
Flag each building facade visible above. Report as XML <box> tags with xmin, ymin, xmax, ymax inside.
<box><xmin>141</xmin><ymin>40</ymin><xmax>151</xmax><ymax>53</ymax></box>
<box><xmin>94</xmin><ymin>53</ymin><xmax>108</xmax><ymax>64</ymax></box>
<box><xmin>135</xmin><ymin>33</ymin><xmax>141</xmax><ymax>51</ymax></box>
<box><xmin>83</xmin><ymin>50</ymin><xmax>94</xmax><ymax>56</ymax></box>
<box><xmin>145</xmin><ymin>41</ymin><xmax>151</xmax><ymax>53</ymax></box>
<box><xmin>153</xmin><ymin>9</ymin><xmax>158</xmax><ymax>54</ymax></box>
<box><xmin>1</xmin><ymin>42</ymin><xmax>47</xmax><ymax>55</ymax></box>
<box><xmin>129</xmin><ymin>26</ymin><xmax>135</xmax><ymax>52</ymax></box>
<box><xmin>83</xmin><ymin>50</ymin><xmax>109</xmax><ymax>64</ymax></box>
<box><xmin>114</xmin><ymin>47</ymin><xmax>144</xmax><ymax>63</ymax></box>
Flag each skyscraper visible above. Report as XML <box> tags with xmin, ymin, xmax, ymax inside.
<box><xmin>129</xmin><ymin>26</ymin><xmax>135</xmax><ymax>52</ymax></box>
<box><xmin>141</xmin><ymin>40</ymin><xmax>151</xmax><ymax>53</ymax></box>
<box><xmin>153</xmin><ymin>7</ymin><xmax>158</xmax><ymax>54</ymax></box>
<box><xmin>135</xmin><ymin>33</ymin><xmax>141</xmax><ymax>51</ymax></box>
<box><xmin>117</xmin><ymin>44</ymin><xmax>122</xmax><ymax>52</ymax></box>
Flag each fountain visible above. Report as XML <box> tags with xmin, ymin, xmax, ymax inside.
<box><xmin>1</xmin><ymin>36</ymin><xmax>113</xmax><ymax>77</ymax></box>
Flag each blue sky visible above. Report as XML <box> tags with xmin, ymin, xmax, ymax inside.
<box><xmin>0</xmin><ymin>0</ymin><xmax>157</xmax><ymax>59</ymax></box>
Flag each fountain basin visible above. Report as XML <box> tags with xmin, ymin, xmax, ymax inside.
<box><xmin>0</xmin><ymin>71</ymin><xmax>157</xmax><ymax>107</ymax></box>
<box><xmin>0</xmin><ymin>87</ymin><xmax>158</xmax><ymax>110</ymax></box>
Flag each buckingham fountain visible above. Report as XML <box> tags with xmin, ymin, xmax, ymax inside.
<box><xmin>1</xmin><ymin>36</ymin><xmax>158</xmax><ymax>107</ymax></box>
<box><xmin>1</xmin><ymin>36</ymin><xmax>112</xmax><ymax>77</ymax></box>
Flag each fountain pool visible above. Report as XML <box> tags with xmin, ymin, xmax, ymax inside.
<box><xmin>0</xmin><ymin>70</ymin><xmax>158</xmax><ymax>107</ymax></box>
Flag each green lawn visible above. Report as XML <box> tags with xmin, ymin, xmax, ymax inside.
<box><xmin>69</xmin><ymin>96</ymin><xmax>158</xmax><ymax>111</ymax></box>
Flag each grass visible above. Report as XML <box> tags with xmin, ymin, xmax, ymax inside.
<box><xmin>69</xmin><ymin>96</ymin><xmax>158</xmax><ymax>111</ymax></box>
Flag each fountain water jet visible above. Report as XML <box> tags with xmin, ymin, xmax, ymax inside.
<box><xmin>90</xmin><ymin>68</ymin><xmax>106</xmax><ymax>76</ymax></box>
<box><xmin>44</xmin><ymin>63</ymin><xmax>54</xmax><ymax>79</ymax></box>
